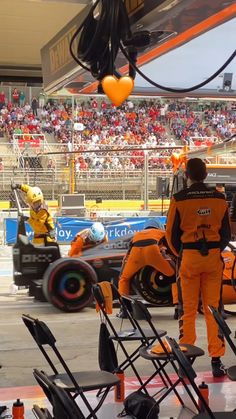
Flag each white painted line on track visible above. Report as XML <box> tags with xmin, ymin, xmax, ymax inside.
<box><xmin>0</xmin><ymin>316</ymin><xmax>98</xmax><ymax>326</ymax></box>
<box><xmin>0</xmin><ymin>303</ymin><xmax>51</xmax><ymax>309</ymax></box>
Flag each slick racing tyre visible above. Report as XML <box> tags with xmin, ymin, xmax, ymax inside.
<box><xmin>132</xmin><ymin>266</ymin><xmax>174</xmax><ymax>306</ymax></box>
<box><xmin>42</xmin><ymin>258</ymin><xmax>97</xmax><ymax>312</ymax></box>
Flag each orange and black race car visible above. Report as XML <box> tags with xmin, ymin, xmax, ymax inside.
<box><xmin>13</xmin><ymin>214</ymin><xmax>236</xmax><ymax>314</ymax></box>
<box><xmin>12</xmin><ymin>184</ymin><xmax>236</xmax><ymax>313</ymax></box>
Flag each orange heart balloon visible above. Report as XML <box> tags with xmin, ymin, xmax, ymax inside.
<box><xmin>102</xmin><ymin>75</ymin><xmax>134</xmax><ymax>107</ymax></box>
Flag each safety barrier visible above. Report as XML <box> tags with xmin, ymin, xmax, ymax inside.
<box><xmin>4</xmin><ymin>216</ymin><xmax>167</xmax><ymax>245</ymax></box>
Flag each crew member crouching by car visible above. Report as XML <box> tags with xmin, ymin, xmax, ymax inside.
<box><xmin>118</xmin><ymin>218</ymin><xmax>178</xmax><ymax>317</ymax></box>
<box><xmin>68</xmin><ymin>222</ymin><xmax>107</xmax><ymax>257</ymax></box>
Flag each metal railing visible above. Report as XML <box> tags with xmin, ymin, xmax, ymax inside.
<box><xmin>0</xmin><ymin>167</ymin><xmax>173</xmax><ymax>202</ymax></box>
<box><xmin>12</xmin><ymin>134</ymin><xmax>57</xmax><ymax>169</ymax></box>
<box><xmin>189</xmin><ymin>136</ymin><xmax>218</xmax><ymax>149</ymax></box>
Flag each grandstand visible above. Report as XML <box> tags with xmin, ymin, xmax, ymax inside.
<box><xmin>0</xmin><ymin>95</ymin><xmax>235</xmax><ymax>205</ymax></box>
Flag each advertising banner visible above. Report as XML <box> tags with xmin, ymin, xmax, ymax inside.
<box><xmin>4</xmin><ymin>217</ymin><xmax>167</xmax><ymax>245</ymax></box>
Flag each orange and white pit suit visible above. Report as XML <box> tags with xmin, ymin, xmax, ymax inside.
<box><xmin>68</xmin><ymin>229</ymin><xmax>108</xmax><ymax>257</ymax></box>
<box><xmin>166</xmin><ymin>182</ymin><xmax>231</xmax><ymax>357</ymax></box>
<box><xmin>118</xmin><ymin>228</ymin><xmax>177</xmax><ymax>302</ymax></box>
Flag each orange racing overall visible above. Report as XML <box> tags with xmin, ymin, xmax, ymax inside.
<box><xmin>68</xmin><ymin>229</ymin><xmax>108</xmax><ymax>257</ymax></box>
<box><xmin>118</xmin><ymin>228</ymin><xmax>177</xmax><ymax>299</ymax></box>
<box><xmin>166</xmin><ymin>183</ymin><xmax>231</xmax><ymax>357</ymax></box>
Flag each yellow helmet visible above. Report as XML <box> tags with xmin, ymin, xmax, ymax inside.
<box><xmin>27</xmin><ymin>186</ymin><xmax>44</xmax><ymax>210</ymax></box>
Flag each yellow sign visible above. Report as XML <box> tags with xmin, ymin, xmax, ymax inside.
<box><xmin>125</xmin><ymin>0</ymin><xmax>144</xmax><ymax>16</ymax></box>
<box><xmin>49</xmin><ymin>26</ymin><xmax>76</xmax><ymax>74</ymax></box>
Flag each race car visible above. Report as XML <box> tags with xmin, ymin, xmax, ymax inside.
<box><xmin>12</xmin><ymin>191</ymin><xmax>236</xmax><ymax>314</ymax></box>
<box><xmin>13</xmin><ymin>221</ymin><xmax>177</xmax><ymax>312</ymax></box>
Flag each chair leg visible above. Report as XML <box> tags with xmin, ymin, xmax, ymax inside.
<box><xmin>86</xmin><ymin>387</ymin><xmax>112</xmax><ymax>419</ymax></box>
<box><xmin>138</xmin><ymin>360</ymin><xmax>185</xmax><ymax>407</ymax></box>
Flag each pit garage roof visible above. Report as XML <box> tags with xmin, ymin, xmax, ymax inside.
<box><xmin>0</xmin><ymin>0</ymin><xmax>235</xmax><ymax>93</ymax></box>
<box><xmin>0</xmin><ymin>0</ymin><xmax>89</xmax><ymax>78</ymax></box>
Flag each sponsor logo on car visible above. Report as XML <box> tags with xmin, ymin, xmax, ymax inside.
<box><xmin>22</xmin><ymin>254</ymin><xmax>53</xmax><ymax>263</ymax></box>
<box><xmin>104</xmin><ymin>240</ymin><xmax>130</xmax><ymax>250</ymax></box>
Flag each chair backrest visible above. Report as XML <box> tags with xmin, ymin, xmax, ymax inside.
<box><xmin>22</xmin><ymin>314</ymin><xmax>58</xmax><ymax>375</ymax></box>
<box><xmin>22</xmin><ymin>314</ymin><xmax>56</xmax><ymax>346</ymax></box>
<box><xmin>22</xmin><ymin>315</ymin><xmax>80</xmax><ymax>391</ymax></box>
<box><xmin>121</xmin><ymin>296</ymin><xmax>164</xmax><ymax>346</ymax></box>
<box><xmin>165</xmin><ymin>337</ymin><xmax>197</xmax><ymax>382</ymax></box>
<box><xmin>165</xmin><ymin>337</ymin><xmax>216</xmax><ymax>419</ymax></box>
<box><xmin>129</xmin><ymin>298</ymin><xmax>152</xmax><ymax>322</ymax></box>
<box><xmin>32</xmin><ymin>405</ymin><xmax>53</xmax><ymax>419</ymax></box>
<box><xmin>208</xmin><ymin>305</ymin><xmax>236</xmax><ymax>356</ymax></box>
<box><xmin>92</xmin><ymin>282</ymin><xmax>137</xmax><ymax>331</ymax></box>
<box><xmin>33</xmin><ymin>369</ymin><xmax>84</xmax><ymax>419</ymax></box>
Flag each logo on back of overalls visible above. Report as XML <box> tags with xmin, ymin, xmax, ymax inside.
<box><xmin>197</xmin><ymin>208</ymin><xmax>211</xmax><ymax>216</ymax></box>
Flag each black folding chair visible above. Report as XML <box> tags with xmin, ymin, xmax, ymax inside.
<box><xmin>93</xmin><ymin>282</ymin><xmax>168</xmax><ymax>392</ymax></box>
<box><xmin>33</xmin><ymin>369</ymin><xmax>83</xmax><ymax>419</ymax></box>
<box><xmin>121</xmin><ymin>295</ymin><xmax>205</xmax><ymax>410</ymax></box>
<box><xmin>22</xmin><ymin>314</ymin><xmax>119</xmax><ymax>419</ymax></box>
<box><xmin>208</xmin><ymin>305</ymin><xmax>236</xmax><ymax>381</ymax></box>
<box><xmin>166</xmin><ymin>337</ymin><xmax>236</xmax><ymax>419</ymax></box>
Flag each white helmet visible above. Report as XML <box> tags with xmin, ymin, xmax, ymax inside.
<box><xmin>88</xmin><ymin>222</ymin><xmax>105</xmax><ymax>242</ymax></box>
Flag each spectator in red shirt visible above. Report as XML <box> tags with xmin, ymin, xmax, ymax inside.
<box><xmin>12</xmin><ymin>88</ymin><xmax>19</xmax><ymax>105</ymax></box>
<box><xmin>91</xmin><ymin>98</ymin><xmax>98</xmax><ymax>109</ymax></box>
<box><xmin>101</xmin><ymin>100</ymin><xmax>107</xmax><ymax>110</ymax></box>
<box><xmin>0</xmin><ymin>91</ymin><xmax>6</xmax><ymax>109</ymax></box>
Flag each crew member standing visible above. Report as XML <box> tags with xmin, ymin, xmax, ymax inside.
<box><xmin>166</xmin><ymin>158</ymin><xmax>231</xmax><ymax>377</ymax></box>
<box><xmin>230</xmin><ymin>192</ymin><xmax>236</xmax><ymax>239</ymax></box>
<box><xmin>12</xmin><ymin>183</ymin><xmax>56</xmax><ymax>245</ymax></box>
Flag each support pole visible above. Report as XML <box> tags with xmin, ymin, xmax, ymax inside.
<box><xmin>144</xmin><ymin>151</ymin><xmax>149</xmax><ymax>211</ymax></box>
<box><xmin>69</xmin><ymin>95</ymin><xmax>75</xmax><ymax>194</ymax></box>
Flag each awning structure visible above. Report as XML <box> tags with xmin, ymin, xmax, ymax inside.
<box><xmin>41</xmin><ymin>0</ymin><xmax>236</xmax><ymax>95</ymax></box>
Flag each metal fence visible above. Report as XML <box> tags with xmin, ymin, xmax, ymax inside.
<box><xmin>0</xmin><ymin>166</ymin><xmax>172</xmax><ymax>203</ymax></box>
<box><xmin>2</xmin><ymin>139</ymin><xmax>236</xmax><ymax>205</ymax></box>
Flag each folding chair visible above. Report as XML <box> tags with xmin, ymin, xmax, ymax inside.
<box><xmin>22</xmin><ymin>314</ymin><xmax>119</xmax><ymax>419</ymax></box>
<box><xmin>121</xmin><ymin>295</ymin><xmax>205</xmax><ymax>409</ymax></box>
<box><xmin>166</xmin><ymin>337</ymin><xmax>236</xmax><ymax>419</ymax></box>
<box><xmin>93</xmin><ymin>282</ymin><xmax>168</xmax><ymax>392</ymax></box>
<box><xmin>33</xmin><ymin>369</ymin><xmax>83</xmax><ymax>418</ymax></box>
<box><xmin>208</xmin><ymin>305</ymin><xmax>236</xmax><ymax>381</ymax></box>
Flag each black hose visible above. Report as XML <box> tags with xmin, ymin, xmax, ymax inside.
<box><xmin>70</xmin><ymin>0</ymin><xmax>236</xmax><ymax>93</ymax></box>
<box><xmin>120</xmin><ymin>43</ymin><xmax>236</xmax><ymax>94</ymax></box>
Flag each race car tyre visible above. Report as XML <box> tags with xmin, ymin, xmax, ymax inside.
<box><xmin>132</xmin><ymin>266</ymin><xmax>174</xmax><ymax>306</ymax></box>
<box><xmin>42</xmin><ymin>258</ymin><xmax>98</xmax><ymax>312</ymax></box>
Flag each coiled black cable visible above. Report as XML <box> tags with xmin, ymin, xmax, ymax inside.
<box><xmin>69</xmin><ymin>0</ymin><xmax>236</xmax><ymax>93</ymax></box>
<box><xmin>120</xmin><ymin>42</ymin><xmax>236</xmax><ymax>93</ymax></box>
<box><xmin>69</xmin><ymin>0</ymin><xmax>131</xmax><ymax>80</ymax></box>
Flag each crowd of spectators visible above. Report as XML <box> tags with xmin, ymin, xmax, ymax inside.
<box><xmin>204</xmin><ymin>109</ymin><xmax>236</xmax><ymax>140</ymax></box>
<box><xmin>0</xmin><ymin>91</ymin><xmax>235</xmax><ymax>172</ymax></box>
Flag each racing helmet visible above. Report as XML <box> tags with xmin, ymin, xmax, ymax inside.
<box><xmin>144</xmin><ymin>218</ymin><xmax>164</xmax><ymax>230</ymax></box>
<box><xmin>27</xmin><ymin>186</ymin><xmax>44</xmax><ymax>210</ymax></box>
<box><xmin>88</xmin><ymin>222</ymin><xmax>105</xmax><ymax>242</ymax></box>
